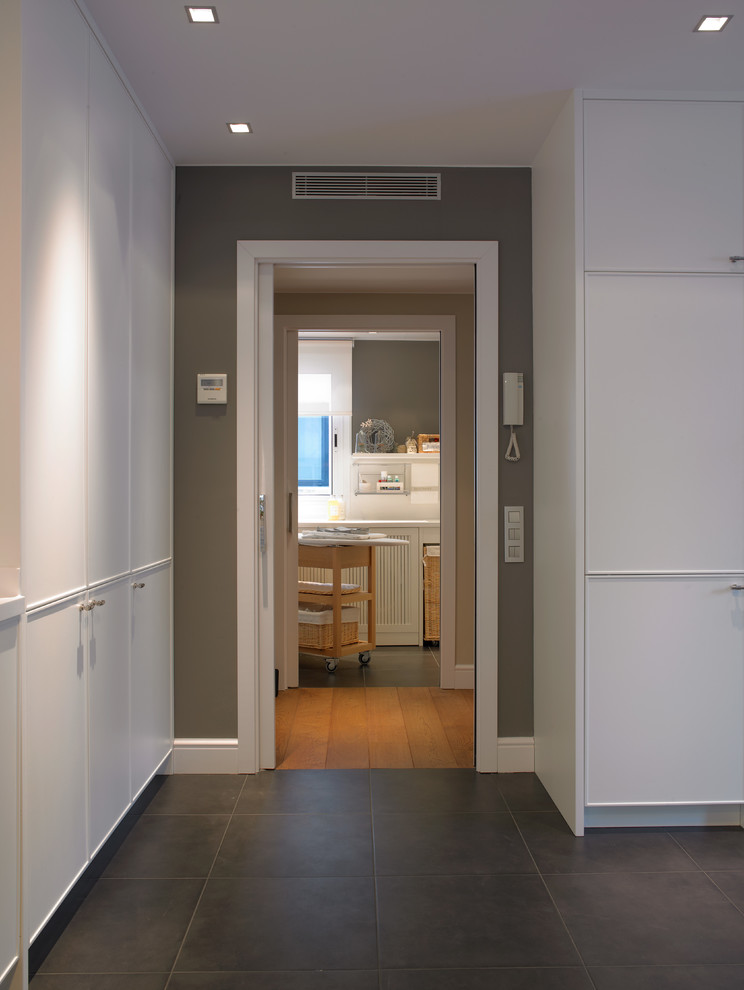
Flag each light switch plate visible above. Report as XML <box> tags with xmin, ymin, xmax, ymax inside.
<box><xmin>504</xmin><ymin>505</ymin><xmax>524</xmax><ymax>562</ymax></box>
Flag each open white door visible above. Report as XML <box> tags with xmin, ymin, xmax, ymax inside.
<box><xmin>236</xmin><ymin>241</ymin><xmax>500</xmax><ymax>774</ymax></box>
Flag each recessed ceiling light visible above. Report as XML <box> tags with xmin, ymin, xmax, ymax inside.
<box><xmin>227</xmin><ymin>122</ymin><xmax>253</xmax><ymax>134</ymax></box>
<box><xmin>694</xmin><ymin>15</ymin><xmax>732</xmax><ymax>31</ymax></box>
<box><xmin>186</xmin><ymin>6</ymin><xmax>218</xmax><ymax>23</ymax></box>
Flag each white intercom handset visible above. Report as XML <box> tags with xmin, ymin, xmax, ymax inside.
<box><xmin>503</xmin><ymin>372</ymin><xmax>523</xmax><ymax>462</ymax></box>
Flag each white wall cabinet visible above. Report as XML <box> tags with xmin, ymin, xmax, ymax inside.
<box><xmin>131</xmin><ymin>114</ymin><xmax>173</xmax><ymax>570</ymax></box>
<box><xmin>20</xmin><ymin>0</ymin><xmax>174</xmax><ymax>950</ymax></box>
<box><xmin>87</xmin><ymin>41</ymin><xmax>132</xmax><ymax>585</ymax></box>
<box><xmin>585</xmin><ymin>273</ymin><xmax>744</xmax><ymax>573</ymax></box>
<box><xmin>25</xmin><ymin>596</ymin><xmax>89</xmax><ymax>941</ymax></box>
<box><xmin>584</xmin><ymin>100</ymin><xmax>744</xmax><ymax>273</ymax></box>
<box><xmin>20</xmin><ymin>0</ymin><xmax>88</xmax><ymax>608</ymax></box>
<box><xmin>534</xmin><ymin>93</ymin><xmax>744</xmax><ymax>831</ymax></box>
<box><xmin>0</xmin><ymin>608</ymin><xmax>21</xmax><ymax>985</ymax></box>
<box><xmin>88</xmin><ymin>580</ymin><xmax>132</xmax><ymax>855</ymax></box>
<box><xmin>131</xmin><ymin>564</ymin><xmax>172</xmax><ymax>799</ymax></box>
<box><xmin>586</xmin><ymin>577</ymin><xmax>744</xmax><ymax>806</ymax></box>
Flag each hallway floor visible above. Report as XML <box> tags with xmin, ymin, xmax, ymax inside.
<box><xmin>31</xmin><ymin>770</ymin><xmax>744</xmax><ymax>989</ymax></box>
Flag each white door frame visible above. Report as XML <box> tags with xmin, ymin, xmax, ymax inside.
<box><xmin>236</xmin><ymin>240</ymin><xmax>500</xmax><ymax>774</ymax></box>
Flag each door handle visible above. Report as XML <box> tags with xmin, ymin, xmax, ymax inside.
<box><xmin>288</xmin><ymin>492</ymin><xmax>294</xmax><ymax>534</ymax></box>
<box><xmin>259</xmin><ymin>494</ymin><xmax>267</xmax><ymax>553</ymax></box>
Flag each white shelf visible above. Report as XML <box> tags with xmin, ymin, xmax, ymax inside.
<box><xmin>352</xmin><ymin>452</ymin><xmax>439</xmax><ymax>461</ymax></box>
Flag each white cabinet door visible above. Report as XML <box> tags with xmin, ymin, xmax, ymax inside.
<box><xmin>586</xmin><ymin>576</ymin><xmax>744</xmax><ymax>806</ymax></box>
<box><xmin>584</xmin><ymin>100</ymin><xmax>744</xmax><ymax>273</ymax></box>
<box><xmin>25</xmin><ymin>597</ymin><xmax>88</xmax><ymax>941</ymax></box>
<box><xmin>131</xmin><ymin>563</ymin><xmax>172</xmax><ymax>798</ymax></box>
<box><xmin>0</xmin><ymin>617</ymin><xmax>19</xmax><ymax>982</ymax></box>
<box><xmin>87</xmin><ymin>40</ymin><xmax>131</xmax><ymax>585</ymax></box>
<box><xmin>585</xmin><ymin>274</ymin><xmax>744</xmax><ymax>573</ymax></box>
<box><xmin>21</xmin><ymin>0</ymin><xmax>88</xmax><ymax>605</ymax></box>
<box><xmin>88</xmin><ymin>579</ymin><xmax>131</xmax><ymax>854</ymax></box>
<box><xmin>131</xmin><ymin>113</ymin><xmax>172</xmax><ymax>570</ymax></box>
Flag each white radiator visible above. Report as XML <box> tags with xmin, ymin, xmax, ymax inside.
<box><xmin>299</xmin><ymin>536</ymin><xmax>418</xmax><ymax>644</ymax></box>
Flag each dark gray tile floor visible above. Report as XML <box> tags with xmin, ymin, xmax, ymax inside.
<box><xmin>298</xmin><ymin>645</ymin><xmax>440</xmax><ymax>687</ymax></box>
<box><xmin>30</xmin><ymin>770</ymin><xmax>744</xmax><ymax>990</ymax></box>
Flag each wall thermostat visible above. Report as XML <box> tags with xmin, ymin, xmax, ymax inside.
<box><xmin>197</xmin><ymin>373</ymin><xmax>227</xmax><ymax>404</ymax></box>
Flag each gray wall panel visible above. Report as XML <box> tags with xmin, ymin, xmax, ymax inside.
<box><xmin>174</xmin><ymin>166</ymin><xmax>532</xmax><ymax>738</ymax></box>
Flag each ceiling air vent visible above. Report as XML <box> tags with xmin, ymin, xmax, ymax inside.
<box><xmin>292</xmin><ymin>172</ymin><xmax>441</xmax><ymax>201</ymax></box>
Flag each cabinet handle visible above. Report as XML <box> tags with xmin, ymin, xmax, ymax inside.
<box><xmin>731</xmin><ymin>585</ymin><xmax>744</xmax><ymax>591</ymax></box>
<box><xmin>92</xmin><ymin>599</ymin><xmax>106</xmax><ymax>607</ymax></box>
<box><xmin>730</xmin><ymin>256</ymin><xmax>744</xmax><ymax>263</ymax></box>
<box><xmin>78</xmin><ymin>602</ymin><xmax>93</xmax><ymax>612</ymax></box>
<box><xmin>132</xmin><ymin>582</ymin><xmax>146</xmax><ymax>589</ymax></box>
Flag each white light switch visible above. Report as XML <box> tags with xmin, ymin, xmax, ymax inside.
<box><xmin>504</xmin><ymin>505</ymin><xmax>524</xmax><ymax>563</ymax></box>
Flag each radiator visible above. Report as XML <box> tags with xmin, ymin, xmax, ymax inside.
<box><xmin>299</xmin><ymin>538</ymin><xmax>416</xmax><ymax>643</ymax></box>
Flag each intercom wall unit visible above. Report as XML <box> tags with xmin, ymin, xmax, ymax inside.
<box><xmin>502</xmin><ymin>372</ymin><xmax>524</xmax><ymax>426</ymax></box>
<box><xmin>196</xmin><ymin>373</ymin><xmax>227</xmax><ymax>404</ymax></box>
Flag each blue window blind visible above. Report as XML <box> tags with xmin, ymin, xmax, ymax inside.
<box><xmin>298</xmin><ymin>416</ymin><xmax>330</xmax><ymax>488</ymax></box>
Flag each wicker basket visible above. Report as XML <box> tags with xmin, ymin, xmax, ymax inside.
<box><xmin>422</xmin><ymin>545</ymin><xmax>440</xmax><ymax>642</ymax></box>
<box><xmin>417</xmin><ymin>433</ymin><xmax>440</xmax><ymax>452</ymax></box>
<box><xmin>298</xmin><ymin>605</ymin><xmax>359</xmax><ymax>650</ymax></box>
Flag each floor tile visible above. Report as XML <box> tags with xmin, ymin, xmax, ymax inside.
<box><xmin>169</xmin><ymin>973</ymin><xmax>379</xmax><ymax>989</ymax></box>
<box><xmin>175</xmin><ymin>877</ymin><xmax>377</xmax><ymax>972</ymax></box>
<box><xmin>30</xmin><ymin>978</ymin><xmax>168</xmax><ymax>989</ymax></box>
<box><xmin>102</xmin><ymin>814</ymin><xmax>229</xmax><ymax>878</ymax></box>
<box><xmin>236</xmin><ymin>769</ymin><xmax>371</xmax><ymax>814</ymax></box>
<box><xmin>670</xmin><ymin>828</ymin><xmax>744</xmax><ymax>870</ymax></box>
<box><xmin>495</xmin><ymin>773</ymin><xmax>559</xmax><ymax>812</ymax></box>
<box><xmin>143</xmin><ymin>775</ymin><xmax>245</xmax><ymax>815</ymax></box>
<box><xmin>374</xmin><ymin>811</ymin><xmax>536</xmax><ymax>875</ymax></box>
<box><xmin>377</xmin><ymin>874</ymin><xmax>580</xmax><ymax>969</ymax></box>
<box><xmin>707</xmin><ymin>870</ymin><xmax>744</xmax><ymax>910</ymax></box>
<box><xmin>588</xmin><ymin>964</ymin><xmax>744</xmax><ymax>989</ymax></box>
<box><xmin>37</xmin><ymin>879</ymin><xmax>204</xmax><ymax>974</ymax></box>
<box><xmin>371</xmin><ymin>769</ymin><xmax>508</xmax><ymax>814</ymax></box>
<box><xmin>382</xmin><ymin>970</ymin><xmax>594</xmax><ymax>989</ymax></box>
<box><xmin>516</xmin><ymin>813</ymin><xmax>699</xmax><ymax>874</ymax></box>
<box><xmin>212</xmin><ymin>813</ymin><xmax>373</xmax><ymax>876</ymax></box>
<box><xmin>546</xmin><ymin>872</ymin><xmax>744</xmax><ymax>966</ymax></box>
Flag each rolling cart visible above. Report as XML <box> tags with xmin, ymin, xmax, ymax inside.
<box><xmin>298</xmin><ymin>541</ymin><xmax>376</xmax><ymax>671</ymax></box>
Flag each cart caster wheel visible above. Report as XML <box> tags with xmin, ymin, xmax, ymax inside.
<box><xmin>325</xmin><ymin>659</ymin><xmax>338</xmax><ymax>672</ymax></box>
<box><xmin>358</xmin><ymin>651</ymin><xmax>372</xmax><ymax>665</ymax></box>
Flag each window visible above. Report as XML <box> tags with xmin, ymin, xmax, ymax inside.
<box><xmin>298</xmin><ymin>414</ymin><xmax>331</xmax><ymax>491</ymax></box>
<box><xmin>297</xmin><ymin>342</ymin><xmax>352</xmax><ymax>503</ymax></box>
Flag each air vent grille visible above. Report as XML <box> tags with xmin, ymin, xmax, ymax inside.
<box><xmin>292</xmin><ymin>172</ymin><xmax>441</xmax><ymax>201</ymax></box>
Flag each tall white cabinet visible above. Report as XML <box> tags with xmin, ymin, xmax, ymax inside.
<box><xmin>533</xmin><ymin>94</ymin><xmax>744</xmax><ymax>833</ymax></box>
<box><xmin>21</xmin><ymin>0</ymin><xmax>173</xmax><ymax>944</ymax></box>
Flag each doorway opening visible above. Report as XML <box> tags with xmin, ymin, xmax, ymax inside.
<box><xmin>271</xmin><ymin>266</ymin><xmax>473</xmax><ymax>769</ymax></box>
<box><xmin>235</xmin><ymin>240</ymin><xmax>500</xmax><ymax>775</ymax></box>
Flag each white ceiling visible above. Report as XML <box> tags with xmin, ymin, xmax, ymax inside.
<box><xmin>80</xmin><ymin>0</ymin><xmax>744</xmax><ymax>167</ymax></box>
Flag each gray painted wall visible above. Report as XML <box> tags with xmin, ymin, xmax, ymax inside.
<box><xmin>174</xmin><ymin>165</ymin><xmax>533</xmax><ymax>738</ymax></box>
<box><xmin>352</xmin><ymin>340</ymin><xmax>439</xmax><ymax>449</ymax></box>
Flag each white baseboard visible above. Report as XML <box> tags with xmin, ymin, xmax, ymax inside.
<box><xmin>453</xmin><ymin>665</ymin><xmax>474</xmax><ymax>689</ymax></box>
<box><xmin>496</xmin><ymin>736</ymin><xmax>535</xmax><ymax>773</ymax></box>
<box><xmin>173</xmin><ymin>738</ymin><xmax>239</xmax><ymax>773</ymax></box>
<box><xmin>585</xmin><ymin>804</ymin><xmax>744</xmax><ymax>829</ymax></box>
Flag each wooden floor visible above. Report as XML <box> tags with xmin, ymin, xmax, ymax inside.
<box><xmin>275</xmin><ymin>687</ymin><xmax>474</xmax><ymax>769</ymax></box>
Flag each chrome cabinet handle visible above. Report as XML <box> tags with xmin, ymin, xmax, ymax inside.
<box><xmin>78</xmin><ymin>602</ymin><xmax>93</xmax><ymax>612</ymax></box>
<box><xmin>730</xmin><ymin>256</ymin><xmax>744</xmax><ymax>263</ymax></box>
<box><xmin>731</xmin><ymin>584</ymin><xmax>744</xmax><ymax>591</ymax></box>
<box><xmin>92</xmin><ymin>599</ymin><xmax>106</xmax><ymax>607</ymax></box>
<box><xmin>132</xmin><ymin>582</ymin><xmax>146</xmax><ymax>589</ymax></box>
